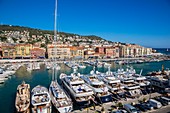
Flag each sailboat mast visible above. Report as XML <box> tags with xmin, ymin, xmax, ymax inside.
<box><xmin>54</xmin><ymin>0</ymin><xmax>57</xmax><ymax>44</ymax></box>
<box><xmin>52</xmin><ymin>0</ymin><xmax>58</xmax><ymax>81</ymax></box>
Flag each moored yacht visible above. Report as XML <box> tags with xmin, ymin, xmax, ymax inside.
<box><xmin>15</xmin><ymin>81</ymin><xmax>30</xmax><ymax>113</ymax></box>
<box><xmin>132</xmin><ymin>74</ymin><xmax>150</xmax><ymax>88</ymax></box>
<box><xmin>97</xmin><ymin>67</ymin><xmax>125</xmax><ymax>95</ymax></box>
<box><xmin>81</xmin><ymin>67</ymin><xmax>113</xmax><ymax>103</ymax></box>
<box><xmin>60</xmin><ymin>69</ymin><xmax>95</xmax><ymax>107</ymax></box>
<box><xmin>120</xmin><ymin>76</ymin><xmax>142</xmax><ymax>98</ymax></box>
<box><xmin>31</xmin><ymin>85</ymin><xmax>51</xmax><ymax>113</ymax></box>
<box><xmin>49</xmin><ymin>81</ymin><xmax>73</xmax><ymax>113</ymax></box>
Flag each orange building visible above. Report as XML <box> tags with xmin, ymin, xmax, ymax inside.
<box><xmin>70</xmin><ymin>46</ymin><xmax>84</xmax><ymax>59</ymax></box>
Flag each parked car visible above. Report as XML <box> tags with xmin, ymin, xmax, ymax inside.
<box><xmin>148</xmin><ymin>99</ymin><xmax>162</xmax><ymax>109</ymax></box>
<box><xmin>160</xmin><ymin>97</ymin><xmax>170</xmax><ymax>105</ymax></box>
<box><xmin>134</xmin><ymin>104</ymin><xmax>148</xmax><ymax>112</ymax></box>
<box><xmin>143</xmin><ymin>102</ymin><xmax>154</xmax><ymax>110</ymax></box>
<box><xmin>154</xmin><ymin>97</ymin><xmax>168</xmax><ymax>106</ymax></box>
<box><xmin>116</xmin><ymin>109</ymin><xmax>128</xmax><ymax>113</ymax></box>
<box><xmin>124</xmin><ymin>104</ymin><xmax>138</xmax><ymax>113</ymax></box>
<box><xmin>112</xmin><ymin>109</ymin><xmax>128</xmax><ymax>113</ymax></box>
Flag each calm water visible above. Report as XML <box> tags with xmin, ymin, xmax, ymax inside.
<box><xmin>0</xmin><ymin>60</ymin><xmax>170</xmax><ymax>113</ymax></box>
<box><xmin>155</xmin><ymin>48</ymin><xmax>170</xmax><ymax>55</ymax></box>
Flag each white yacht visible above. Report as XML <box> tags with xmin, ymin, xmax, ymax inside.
<box><xmin>97</xmin><ymin>67</ymin><xmax>125</xmax><ymax>95</ymax></box>
<box><xmin>119</xmin><ymin>75</ymin><xmax>142</xmax><ymax>98</ymax></box>
<box><xmin>132</xmin><ymin>74</ymin><xmax>150</xmax><ymax>88</ymax></box>
<box><xmin>49</xmin><ymin>81</ymin><xmax>73</xmax><ymax>113</ymax></box>
<box><xmin>31</xmin><ymin>85</ymin><xmax>52</xmax><ymax>113</ymax></box>
<box><xmin>60</xmin><ymin>69</ymin><xmax>95</xmax><ymax>107</ymax></box>
<box><xmin>81</xmin><ymin>68</ymin><xmax>113</xmax><ymax>103</ymax></box>
<box><xmin>49</xmin><ymin>62</ymin><xmax>72</xmax><ymax>112</ymax></box>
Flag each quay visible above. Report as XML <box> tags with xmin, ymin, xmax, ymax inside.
<box><xmin>0</xmin><ymin>55</ymin><xmax>170</xmax><ymax>64</ymax></box>
<box><xmin>0</xmin><ymin>57</ymin><xmax>144</xmax><ymax>63</ymax></box>
<box><xmin>72</xmin><ymin>93</ymin><xmax>161</xmax><ymax>113</ymax></box>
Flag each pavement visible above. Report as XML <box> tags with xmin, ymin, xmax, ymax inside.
<box><xmin>71</xmin><ymin>93</ymin><xmax>161</xmax><ymax>113</ymax></box>
<box><xmin>149</xmin><ymin>104</ymin><xmax>170</xmax><ymax>113</ymax></box>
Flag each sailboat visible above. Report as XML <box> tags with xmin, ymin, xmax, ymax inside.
<box><xmin>167</xmin><ymin>48</ymin><xmax>169</xmax><ymax>52</ymax></box>
<box><xmin>49</xmin><ymin>76</ymin><xmax>73</xmax><ymax>112</ymax></box>
<box><xmin>49</xmin><ymin>0</ymin><xmax>73</xmax><ymax>112</ymax></box>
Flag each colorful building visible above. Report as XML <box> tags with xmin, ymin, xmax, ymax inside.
<box><xmin>30</xmin><ymin>47</ymin><xmax>46</xmax><ymax>59</ymax></box>
<box><xmin>15</xmin><ymin>44</ymin><xmax>33</xmax><ymax>58</ymax></box>
<box><xmin>47</xmin><ymin>44</ymin><xmax>71</xmax><ymax>59</ymax></box>
<box><xmin>1</xmin><ymin>44</ymin><xmax>16</xmax><ymax>59</ymax></box>
<box><xmin>95</xmin><ymin>47</ymin><xmax>105</xmax><ymax>58</ymax></box>
<box><xmin>70</xmin><ymin>46</ymin><xmax>84</xmax><ymax>59</ymax></box>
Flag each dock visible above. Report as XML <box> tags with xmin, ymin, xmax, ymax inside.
<box><xmin>71</xmin><ymin>92</ymin><xmax>161</xmax><ymax>113</ymax></box>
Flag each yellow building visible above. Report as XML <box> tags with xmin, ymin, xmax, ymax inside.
<box><xmin>15</xmin><ymin>44</ymin><xmax>33</xmax><ymax>58</ymax></box>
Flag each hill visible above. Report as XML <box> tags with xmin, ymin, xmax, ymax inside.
<box><xmin>0</xmin><ymin>25</ymin><xmax>104</xmax><ymax>41</ymax></box>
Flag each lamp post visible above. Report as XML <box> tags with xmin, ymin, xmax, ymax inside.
<box><xmin>149</xmin><ymin>83</ymin><xmax>152</xmax><ymax>100</ymax></box>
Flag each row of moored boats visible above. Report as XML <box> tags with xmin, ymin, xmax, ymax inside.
<box><xmin>15</xmin><ymin>66</ymin><xmax>151</xmax><ymax>113</ymax></box>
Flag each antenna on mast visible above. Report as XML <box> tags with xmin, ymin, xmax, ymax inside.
<box><xmin>54</xmin><ymin>0</ymin><xmax>57</xmax><ymax>43</ymax></box>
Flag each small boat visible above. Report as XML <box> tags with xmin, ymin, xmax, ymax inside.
<box><xmin>167</xmin><ymin>48</ymin><xmax>169</xmax><ymax>51</ymax></box>
<box><xmin>32</xmin><ymin>62</ymin><xmax>40</xmax><ymax>70</ymax></box>
<box><xmin>31</xmin><ymin>85</ymin><xmax>52</xmax><ymax>113</ymax></box>
<box><xmin>15</xmin><ymin>81</ymin><xmax>30</xmax><ymax>113</ymax></box>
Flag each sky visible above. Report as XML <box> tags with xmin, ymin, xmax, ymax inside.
<box><xmin>0</xmin><ymin>0</ymin><xmax>170</xmax><ymax>48</ymax></box>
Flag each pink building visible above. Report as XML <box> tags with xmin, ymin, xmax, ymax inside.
<box><xmin>30</xmin><ymin>48</ymin><xmax>46</xmax><ymax>59</ymax></box>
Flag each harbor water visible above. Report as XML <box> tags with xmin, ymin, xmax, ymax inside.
<box><xmin>0</xmin><ymin>60</ymin><xmax>170</xmax><ymax>113</ymax></box>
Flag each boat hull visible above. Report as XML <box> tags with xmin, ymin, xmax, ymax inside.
<box><xmin>31</xmin><ymin>106</ymin><xmax>51</xmax><ymax>113</ymax></box>
<box><xmin>57</xmin><ymin>106</ymin><xmax>72</xmax><ymax>113</ymax></box>
<box><xmin>17</xmin><ymin>108</ymin><xmax>30</xmax><ymax>113</ymax></box>
<box><xmin>96</xmin><ymin>94</ymin><xmax>113</xmax><ymax>103</ymax></box>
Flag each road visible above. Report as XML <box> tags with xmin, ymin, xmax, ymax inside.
<box><xmin>72</xmin><ymin>93</ymin><xmax>161</xmax><ymax>113</ymax></box>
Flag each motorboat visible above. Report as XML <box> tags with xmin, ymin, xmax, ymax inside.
<box><xmin>31</xmin><ymin>85</ymin><xmax>52</xmax><ymax>113</ymax></box>
<box><xmin>15</xmin><ymin>81</ymin><xmax>30</xmax><ymax>113</ymax></box>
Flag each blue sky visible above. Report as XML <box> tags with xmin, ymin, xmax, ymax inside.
<box><xmin>0</xmin><ymin>0</ymin><xmax>170</xmax><ymax>48</ymax></box>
